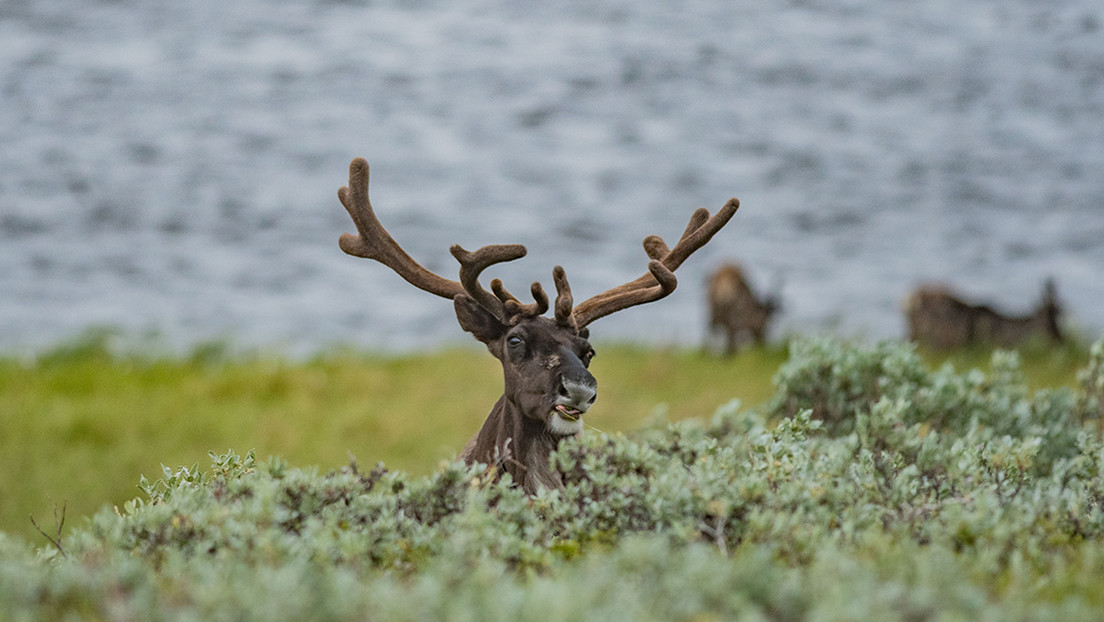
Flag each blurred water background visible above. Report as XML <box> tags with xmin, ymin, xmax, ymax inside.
<box><xmin>1</xmin><ymin>0</ymin><xmax>1102</xmax><ymax>355</ymax></box>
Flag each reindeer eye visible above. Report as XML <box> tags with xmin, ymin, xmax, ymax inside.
<box><xmin>582</xmin><ymin>349</ymin><xmax>595</xmax><ymax>366</ymax></box>
<box><xmin>507</xmin><ymin>335</ymin><xmax>524</xmax><ymax>349</ymax></box>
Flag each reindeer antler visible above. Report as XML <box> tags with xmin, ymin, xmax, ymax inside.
<box><xmin>338</xmin><ymin>158</ymin><xmax>543</xmax><ymax>322</ymax></box>
<box><xmin>338</xmin><ymin>158</ymin><xmax>739</xmax><ymax>330</ymax></box>
<box><xmin>568</xmin><ymin>199</ymin><xmax>740</xmax><ymax>329</ymax></box>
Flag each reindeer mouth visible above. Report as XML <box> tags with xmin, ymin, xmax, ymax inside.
<box><xmin>553</xmin><ymin>403</ymin><xmax>584</xmax><ymax>422</ymax></box>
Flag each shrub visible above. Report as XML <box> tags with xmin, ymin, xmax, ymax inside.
<box><xmin>3</xmin><ymin>338</ymin><xmax>1104</xmax><ymax>620</ymax></box>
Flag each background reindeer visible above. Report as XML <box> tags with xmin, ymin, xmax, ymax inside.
<box><xmin>904</xmin><ymin>279</ymin><xmax>1064</xmax><ymax>350</ymax></box>
<box><xmin>706</xmin><ymin>263</ymin><xmax>780</xmax><ymax>355</ymax></box>
<box><xmin>337</xmin><ymin>158</ymin><xmax>738</xmax><ymax>493</ymax></box>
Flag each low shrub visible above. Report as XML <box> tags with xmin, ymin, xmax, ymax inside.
<box><xmin>3</xmin><ymin>337</ymin><xmax>1104</xmax><ymax>620</ymax></box>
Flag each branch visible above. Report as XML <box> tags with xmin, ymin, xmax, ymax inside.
<box><xmin>29</xmin><ymin>502</ymin><xmax>68</xmax><ymax>559</ymax></box>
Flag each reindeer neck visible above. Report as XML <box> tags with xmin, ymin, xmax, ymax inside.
<box><xmin>462</xmin><ymin>395</ymin><xmax>570</xmax><ymax>493</ymax></box>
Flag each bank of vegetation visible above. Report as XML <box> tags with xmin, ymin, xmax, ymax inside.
<box><xmin>1</xmin><ymin>335</ymin><xmax>1102</xmax><ymax>619</ymax></box>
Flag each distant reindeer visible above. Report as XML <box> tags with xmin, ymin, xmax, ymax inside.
<box><xmin>336</xmin><ymin>158</ymin><xmax>738</xmax><ymax>493</ymax></box>
<box><xmin>904</xmin><ymin>279</ymin><xmax>1064</xmax><ymax>350</ymax></box>
<box><xmin>707</xmin><ymin>263</ymin><xmax>779</xmax><ymax>355</ymax></box>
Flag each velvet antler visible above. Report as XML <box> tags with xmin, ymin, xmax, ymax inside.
<box><xmin>338</xmin><ymin>157</ymin><xmax>739</xmax><ymax>329</ymax></box>
<box><xmin>338</xmin><ymin>158</ymin><xmax>544</xmax><ymax>322</ymax></box>
<box><xmin>567</xmin><ymin>199</ymin><xmax>740</xmax><ymax>329</ymax></box>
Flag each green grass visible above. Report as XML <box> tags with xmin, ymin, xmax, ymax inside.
<box><xmin>0</xmin><ymin>331</ymin><xmax>1090</xmax><ymax>541</ymax></box>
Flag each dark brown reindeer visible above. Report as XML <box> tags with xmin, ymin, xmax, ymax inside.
<box><xmin>707</xmin><ymin>263</ymin><xmax>779</xmax><ymax>355</ymax></box>
<box><xmin>337</xmin><ymin>158</ymin><xmax>738</xmax><ymax>493</ymax></box>
<box><xmin>904</xmin><ymin>279</ymin><xmax>1064</xmax><ymax>351</ymax></box>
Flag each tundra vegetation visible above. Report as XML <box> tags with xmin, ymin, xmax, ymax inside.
<box><xmin>2</xmin><ymin>335</ymin><xmax>1103</xmax><ymax>620</ymax></box>
<box><xmin>0</xmin><ymin>331</ymin><xmax>790</xmax><ymax>541</ymax></box>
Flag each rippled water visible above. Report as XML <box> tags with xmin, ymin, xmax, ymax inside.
<box><xmin>2</xmin><ymin>0</ymin><xmax>1102</xmax><ymax>354</ymax></box>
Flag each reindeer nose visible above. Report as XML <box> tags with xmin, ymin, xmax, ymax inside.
<box><xmin>558</xmin><ymin>374</ymin><xmax>597</xmax><ymax>411</ymax></box>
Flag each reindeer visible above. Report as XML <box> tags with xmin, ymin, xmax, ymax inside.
<box><xmin>904</xmin><ymin>279</ymin><xmax>1064</xmax><ymax>350</ymax></box>
<box><xmin>336</xmin><ymin>158</ymin><xmax>738</xmax><ymax>493</ymax></box>
<box><xmin>707</xmin><ymin>263</ymin><xmax>779</xmax><ymax>355</ymax></box>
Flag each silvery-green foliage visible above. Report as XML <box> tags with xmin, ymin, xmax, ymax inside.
<box><xmin>1077</xmin><ymin>339</ymin><xmax>1104</xmax><ymax>422</ymax></box>
<box><xmin>771</xmin><ymin>338</ymin><xmax>1085</xmax><ymax>472</ymax></box>
<box><xmin>4</xmin><ymin>338</ymin><xmax>1104</xmax><ymax>621</ymax></box>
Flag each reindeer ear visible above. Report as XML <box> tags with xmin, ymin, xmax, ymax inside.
<box><xmin>454</xmin><ymin>294</ymin><xmax>507</xmax><ymax>344</ymax></box>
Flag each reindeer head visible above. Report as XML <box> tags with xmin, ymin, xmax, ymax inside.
<box><xmin>336</xmin><ymin>158</ymin><xmax>738</xmax><ymax>488</ymax></box>
<box><xmin>451</xmin><ymin>267</ymin><xmax>596</xmax><ymax>436</ymax></box>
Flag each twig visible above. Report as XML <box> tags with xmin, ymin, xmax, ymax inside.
<box><xmin>29</xmin><ymin>502</ymin><xmax>68</xmax><ymax>558</ymax></box>
<box><xmin>699</xmin><ymin>514</ymin><xmax>728</xmax><ymax>556</ymax></box>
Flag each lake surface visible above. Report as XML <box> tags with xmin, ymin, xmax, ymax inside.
<box><xmin>2</xmin><ymin>0</ymin><xmax>1102</xmax><ymax>355</ymax></box>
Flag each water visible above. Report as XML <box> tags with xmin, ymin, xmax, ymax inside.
<box><xmin>2</xmin><ymin>0</ymin><xmax>1102</xmax><ymax>355</ymax></box>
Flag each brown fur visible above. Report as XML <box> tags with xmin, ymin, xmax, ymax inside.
<box><xmin>453</xmin><ymin>309</ymin><xmax>596</xmax><ymax>493</ymax></box>
<box><xmin>904</xmin><ymin>280</ymin><xmax>1063</xmax><ymax>350</ymax></box>
<box><xmin>707</xmin><ymin>263</ymin><xmax>779</xmax><ymax>355</ymax></box>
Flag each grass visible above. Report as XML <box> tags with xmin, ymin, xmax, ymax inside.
<box><xmin>0</xmin><ymin>330</ymin><xmax>1091</xmax><ymax>541</ymax></box>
